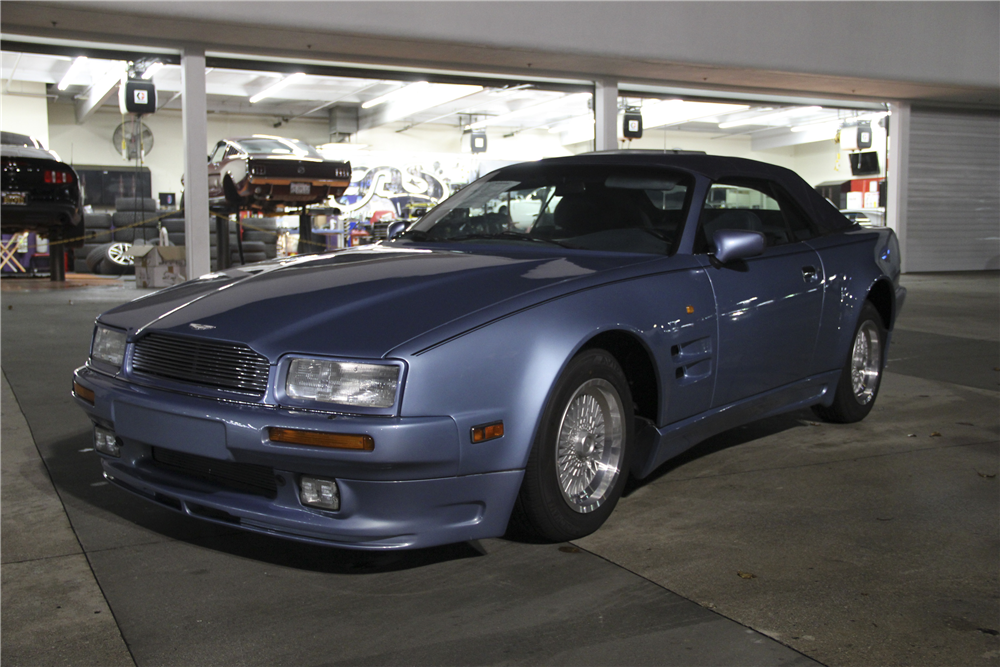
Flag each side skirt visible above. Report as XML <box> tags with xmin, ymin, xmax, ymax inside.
<box><xmin>631</xmin><ymin>370</ymin><xmax>841</xmax><ymax>479</ymax></box>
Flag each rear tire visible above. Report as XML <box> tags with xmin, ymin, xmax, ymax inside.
<box><xmin>813</xmin><ymin>301</ymin><xmax>886</xmax><ymax>423</ymax></box>
<box><xmin>511</xmin><ymin>349</ymin><xmax>633</xmax><ymax>542</ymax></box>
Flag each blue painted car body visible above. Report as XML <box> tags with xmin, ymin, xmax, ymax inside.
<box><xmin>72</xmin><ymin>152</ymin><xmax>905</xmax><ymax>549</ymax></box>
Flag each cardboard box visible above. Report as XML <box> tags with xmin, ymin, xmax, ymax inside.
<box><xmin>127</xmin><ymin>245</ymin><xmax>187</xmax><ymax>288</ymax></box>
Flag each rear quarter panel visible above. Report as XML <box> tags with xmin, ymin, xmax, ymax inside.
<box><xmin>807</xmin><ymin>227</ymin><xmax>901</xmax><ymax>373</ymax></box>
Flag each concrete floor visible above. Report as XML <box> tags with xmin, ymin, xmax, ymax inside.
<box><xmin>1</xmin><ymin>272</ymin><xmax>997</xmax><ymax>666</ymax></box>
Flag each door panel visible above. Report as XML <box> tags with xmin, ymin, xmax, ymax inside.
<box><xmin>701</xmin><ymin>242</ymin><xmax>824</xmax><ymax>408</ymax></box>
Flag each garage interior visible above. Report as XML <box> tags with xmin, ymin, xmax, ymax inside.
<box><xmin>1</xmin><ymin>2</ymin><xmax>998</xmax><ymax>666</ymax></box>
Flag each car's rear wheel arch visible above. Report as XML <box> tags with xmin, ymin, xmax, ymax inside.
<box><xmin>581</xmin><ymin>330</ymin><xmax>659</xmax><ymax>424</ymax></box>
<box><xmin>866</xmin><ymin>278</ymin><xmax>894</xmax><ymax>330</ymax></box>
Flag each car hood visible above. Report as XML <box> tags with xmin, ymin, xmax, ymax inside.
<box><xmin>100</xmin><ymin>245</ymin><xmax>663</xmax><ymax>360</ymax></box>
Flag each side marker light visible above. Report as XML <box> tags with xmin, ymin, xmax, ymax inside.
<box><xmin>472</xmin><ymin>421</ymin><xmax>504</xmax><ymax>443</ymax></box>
<box><xmin>73</xmin><ymin>382</ymin><xmax>95</xmax><ymax>405</ymax></box>
<box><xmin>268</xmin><ymin>427</ymin><xmax>374</xmax><ymax>451</ymax></box>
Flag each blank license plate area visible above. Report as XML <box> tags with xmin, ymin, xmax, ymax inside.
<box><xmin>3</xmin><ymin>192</ymin><xmax>26</xmax><ymax>205</ymax></box>
<box><xmin>290</xmin><ymin>182</ymin><xmax>310</xmax><ymax>195</ymax></box>
<box><xmin>115</xmin><ymin>402</ymin><xmax>227</xmax><ymax>456</ymax></box>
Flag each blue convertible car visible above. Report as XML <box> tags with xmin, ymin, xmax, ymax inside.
<box><xmin>72</xmin><ymin>152</ymin><xmax>905</xmax><ymax>549</ymax></box>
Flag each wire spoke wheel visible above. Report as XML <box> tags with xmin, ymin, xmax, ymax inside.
<box><xmin>555</xmin><ymin>378</ymin><xmax>625</xmax><ymax>514</ymax></box>
<box><xmin>812</xmin><ymin>301</ymin><xmax>886</xmax><ymax>424</ymax></box>
<box><xmin>850</xmin><ymin>320</ymin><xmax>881</xmax><ymax>404</ymax></box>
<box><xmin>511</xmin><ymin>348</ymin><xmax>634</xmax><ymax>542</ymax></box>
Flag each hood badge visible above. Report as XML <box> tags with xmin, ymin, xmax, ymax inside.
<box><xmin>189</xmin><ymin>323</ymin><xmax>216</xmax><ymax>331</ymax></box>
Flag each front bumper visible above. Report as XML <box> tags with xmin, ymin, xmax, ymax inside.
<box><xmin>73</xmin><ymin>365</ymin><xmax>522</xmax><ymax>549</ymax></box>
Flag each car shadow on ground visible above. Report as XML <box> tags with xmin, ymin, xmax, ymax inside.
<box><xmin>623</xmin><ymin>407</ymin><xmax>817</xmax><ymax>496</ymax></box>
<box><xmin>42</xmin><ymin>429</ymin><xmax>487</xmax><ymax>575</ymax></box>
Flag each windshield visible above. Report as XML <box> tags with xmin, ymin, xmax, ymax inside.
<box><xmin>238</xmin><ymin>137</ymin><xmax>323</xmax><ymax>159</ymax></box>
<box><xmin>400</xmin><ymin>164</ymin><xmax>692</xmax><ymax>255</ymax></box>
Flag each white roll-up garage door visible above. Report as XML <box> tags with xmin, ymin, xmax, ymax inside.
<box><xmin>905</xmin><ymin>108</ymin><xmax>1000</xmax><ymax>272</ymax></box>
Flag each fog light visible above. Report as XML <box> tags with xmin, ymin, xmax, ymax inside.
<box><xmin>94</xmin><ymin>426</ymin><xmax>121</xmax><ymax>457</ymax></box>
<box><xmin>300</xmin><ymin>476</ymin><xmax>340</xmax><ymax>511</ymax></box>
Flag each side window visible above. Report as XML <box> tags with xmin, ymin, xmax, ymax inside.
<box><xmin>696</xmin><ymin>179</ymin><xmax>818</xmax><ymax>253</ymax></box>
<box><xmin>209</xmin><ymin>143</ymin><xmax>228</xmax><ymax>164</ymax></box>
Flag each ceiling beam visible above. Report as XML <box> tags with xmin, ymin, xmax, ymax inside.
<box><xmin>74</xmin><ymin>76</ymin><xmax>119</xmax><ymax>124</ymax></box>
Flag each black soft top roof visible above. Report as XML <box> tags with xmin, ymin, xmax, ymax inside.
<box><xmin>504</xmin><ymin>151</ymin><xmax>853</xmax><ymax>233</ymax></box>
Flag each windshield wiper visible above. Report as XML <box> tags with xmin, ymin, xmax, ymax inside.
<box><xmin>442</xmin><ymin>231</ymin><xmax>572</xmax><ymax>247</ymax></box>
<box><xmin>396</xmin><ymin>229</ymin><xmax>432</xmax><ymax>241</ymax></box>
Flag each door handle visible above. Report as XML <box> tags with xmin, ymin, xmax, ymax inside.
<box><xmin>801</xmin><ymin>266</ymin><xmax>820</xmax><ymax>283</ymax></box>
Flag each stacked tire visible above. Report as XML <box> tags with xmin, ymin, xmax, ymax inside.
<box><xmin>162</xmin><ymin>215</ymin><xmax>279</xmax><ymax>270</ymax></box>
<box><xmin>77</xmin><ymin>198</ymin><xmax>163</xmax><ymax>275</ymax></box>
<box><xmin>75</xmin><ymin>212</ymin><xmax>113</xmax><ymax>273</ymax></box>
<box><xmin>79</xmin><ymin>212</ymin><xmax>137</xmax><ymax>276</ymax></box>
<box><xmin>112</xmin><ymin>197</ymin><xmax>160</xmax><ymax>243</ymax></box>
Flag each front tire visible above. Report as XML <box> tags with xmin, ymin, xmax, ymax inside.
<box><xmin>813</xmin><ymin>301</ymin><xmax>886</xmax><ymax>423</ymax></box>
<box><xmin>512</xmin><ymin>349</ymin><xmax>633</xmax><ymax>541</ymax></box>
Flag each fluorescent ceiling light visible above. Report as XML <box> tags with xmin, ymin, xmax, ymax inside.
<box><xmin>141</xmin><ymin>62</ymin><xmax>164</xmax><ymax>80</ymax></box>
<box><xmin>249</xmin><ymin>73</ymin><xmax>306</xmax><ymax>104</ymax></box>
<box><xmin>791</xmin><ymin>121</ymin><xmax>841</xmax><ymax>134</ymax></box>
<box><xmin>57</xmin><ymin>56</ymin><xmax>87</xmax><ymax>91</ymax></box>
<box><xmin>548</xmin><ymin>114</ymin><xmax>594</xmax><ymax>134</ymax></box>
<box><xmin>362</xmin><ymin>82</ymin><xmax>428</xmax><ymax>109</ymax></box>
<box><xmin>379</xmin><ymin>84</ymin><xmax>483</xmax><ymax>123</ymax></box>
<box><xmin>718</xmin><ymin>106</ymin><xmax>821</xmax><ymax>129</ymax></box>
<box><xmin>642</xmin><ymin>100</ymin><xmax>749</xmax><ymax>129</ymax></box>
<box><xmin>316</xmin><ymin>143</ymin><xmax>369</xmax><ymax>153</ymax></box>
<box><xmin>856</xmin><ymin>111</ymin><xmax>890</xmax><ymax>123</ymax></box>
<box><xmin>472</xmin><ymin>92</ymin><xmax>590</xmax><ymax>130</ymax></box>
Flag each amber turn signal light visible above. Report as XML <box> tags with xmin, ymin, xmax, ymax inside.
<box><xmin>73</xmin><ymin>382</ymin><xmax>95</xmax><ymax>405</ymax></box>
<box><xmin>268</xmin><ymin>428</ymin><xmax>374</xmax><ymax>451</ymax></box>
<box><xmin>471</xmin><ymin>421</ymin><xmax>504</xmax><ymax>443</ymax></box>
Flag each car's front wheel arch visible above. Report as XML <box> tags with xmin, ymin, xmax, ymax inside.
<box><xmin>510</xmin><ymin>347</ymin><xmax>635</xmax><ymax>542</ymax></box>
<box><xmin>580</xmin><ymin>330</ymin><xmax>659</xmax><ymax>425</ymax></box>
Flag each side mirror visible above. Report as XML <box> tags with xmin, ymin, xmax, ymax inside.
<box><xmin>386</xmin><ymin>221</ymin><xmax>407</xmax><ymax>239</ymax></box>
<box><xmin>712</xmin><ymin>229</ymin><xmax>765</xmax><ymax>264</ymax></box>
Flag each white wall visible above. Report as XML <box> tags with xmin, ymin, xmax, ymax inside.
<box><xmin>792</xmin><ymin>120</ymin><xmax>888</xmax><ymax>188</ymax></box>
<box><xmin>38</xmin><ymin>2</ymin><xmax>999</xmax><ymax>92</ymax></box>
<box><xmin>45</xmin><ymin>104</ymin><xmax>580</xmax><ymax>201</ymax></box>
<box><xmin>46</xmin><ymin>103</ymin><xmax>332</xmax><ymax>201</ymax></box>
<box><xmin>1</xmin><ymin>82</ymin><xmax>50</xmax><ymax>146</ymax></box>
<box><xmin>619</xmin><ymin>126</ymin><xmax>887</xmax><ymax>188</ymax></box>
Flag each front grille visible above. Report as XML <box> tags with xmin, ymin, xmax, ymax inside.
<box><xmin>151</xmin><ymin>447</ymin><xmax>278</xmax><ymax>498</ymax></box>
<box><xmin>132</xmin><ymin>332</ymin><xmax>270</xmax><ymax>395</ymax></box>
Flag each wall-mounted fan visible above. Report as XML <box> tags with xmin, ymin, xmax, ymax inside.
<box><xmin>112</xmin><ymin>121</ymin><xmax>154</xmax><ymax>160</ymax></box>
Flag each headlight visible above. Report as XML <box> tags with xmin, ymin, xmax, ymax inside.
<box><xmin>91</xmin><ymin>325</ymin><xmax>127</xmax><ymax>369</ymax></box>
<box><xmin>285</xmin><ymin>358</ymin><xmax>400</xmax><ymax>409</ymax></box>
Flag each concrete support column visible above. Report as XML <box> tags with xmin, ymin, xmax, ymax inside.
<box><xmin>886</xmin><ymin>102</ymin><xmax>911</xmax><ymax>273</ymax></box>
<box><xmin>594</xmin><ymin>79</ymin><xmax>618</xmax><ymax>152</ymax></box>
<box><xmin>181</xmin><ymin>45</ymin><xmax>210</xmax><ymax>279</ymax></box>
